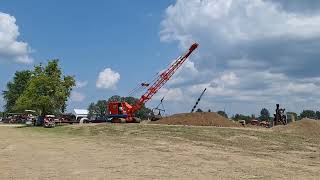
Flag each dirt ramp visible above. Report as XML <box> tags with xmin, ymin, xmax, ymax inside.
<box><xmin>152</xmin><ymin>112</ymin><xmax>240</xmax><ymax>127</ymax></box>
<box><xmin>273</xmin><ymin>118</ymin><xmax>320</xmax><ymax>137</ymax></box>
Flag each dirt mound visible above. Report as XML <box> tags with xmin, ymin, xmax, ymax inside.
<box><xmin>151</xmin><ymin>112</ymin><xmax>240</xmax><ymax>127</ymax></box>
<box><xmin>273</xmin><ymin>118</ymin><xmax>320</xmax><ymax>137</ymax></box>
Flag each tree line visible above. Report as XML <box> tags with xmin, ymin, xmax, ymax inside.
<box><xmin>2</xmin><ymin>62</ymin><xmax>320</xmax><ymax>121</ymax></box>
<box><xmin>231</xmin><ymin>108</ymin><xmax>320</xmax><ymax>124</ymax></box>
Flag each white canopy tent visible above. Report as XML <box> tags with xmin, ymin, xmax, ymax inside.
<box><xmin>74</xmin><ymin>109</ymin><xmax>89</xmax><ymax>121</ymax></box>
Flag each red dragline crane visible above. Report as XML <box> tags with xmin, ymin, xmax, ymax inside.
<box><xmin>108</xmin><ymin>43</ymin><xmax>199</xmax><ymax>123</ymax></box>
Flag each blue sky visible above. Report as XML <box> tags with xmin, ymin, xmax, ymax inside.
<box><xmin>0</xmin><ymin>0</ymin><xmax>178</xmax><ymax>112</ymax></box>
<box><xmin>1</xmin><ymin>0</ymin><xmax>320</xmax><ymax>116</ymax></box>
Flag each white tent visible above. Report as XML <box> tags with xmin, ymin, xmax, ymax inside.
<box><xmin>74</xmin><ymin>109</ymin><xmax>89</xmax><ymax>121</ymax></box>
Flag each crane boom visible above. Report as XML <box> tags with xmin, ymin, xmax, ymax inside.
<box><xmin>191</xmin><ymin>88</ymin><xmax>207</xmax><ymax>113</ymax></box>
<box><xmin>108</xmin><ymin>43</ymin><xmax>198</xmax><ymax>123</ymax></box>
<box><xmin>130</xmin><ymin>43</ymin><xmax>199</xmax><ymax>114</ymax></box>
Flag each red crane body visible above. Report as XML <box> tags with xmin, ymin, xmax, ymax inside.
<box><xmin>108</xmin><ymin>43</ymin><xmax>199</xmax><ymax>123</ymax></box>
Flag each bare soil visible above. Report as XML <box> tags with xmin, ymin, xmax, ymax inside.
<box><xmin>151</xmin><ymin>112</ymin><xmax>240</xmax><ymax>127</ymax></box>
<box><xmin>0</xmin><ymin>123</ymin><xmax>319</xmax><ymax>180</ymax></box>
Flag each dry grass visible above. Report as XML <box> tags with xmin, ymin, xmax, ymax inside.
<box><xmin>1</xmin><ymin>123</ymin><xmax>319</xmax><ymax>179</ymax></box>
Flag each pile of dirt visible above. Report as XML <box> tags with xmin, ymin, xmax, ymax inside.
<box><xmin>273</xmin><ymin>118</ymin><xmax>320</xmax><ymax>137</ymax></box>
<box><xmin>151</xmin><ymin>112</ymin><xmax>240</xmax><ymax>127</ymax></box>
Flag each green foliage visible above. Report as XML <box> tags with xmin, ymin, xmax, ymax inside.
<box><xmin>217</xmin><ymin>111</ymin><xmax>228</xmax><ymax>118</ymax></box>
<box><xmin>89</xmin><ymin>96</ymin><xmax>121</xmax><ymax>117</ymax></box>
<box><xmin>108</xmin><ymin>95</ymin><xmax>122</xmax><ymax>102</ymax></box>
<box><xmin>196</xmin><ymin>108</ymin><xmax>203</xmax><ymax>112</ymax></box>
<box><xmin>88</xmin><ymin>102</ymin><xmax>97</xmax><ymax>118</ymax></box>
<box><xmin>259</xmin><ymin>108</ymin><xmax>270</xmax><ymax>121</ymax></box>
<box><xmin>233</xmin><ymin>114</ymin><xmax>252</xmax><ymax>124</ymax></box>
<box><xmin>316</xmin><ymin>111</ymin><xmax>320</xmax><ymax>120</ymax></box>
<box><xmin>299</xmin><ymin>110</ymin><xmax>316</xmax><ymax>119</ymax></box>
<box><xmin>2</xmin><ymin>70</ymin><xmax>32</xmax><ymax>112</ymax></box>
<box><xmin>88</xmin><ymin>100</ymin><xmax>108</xmax><ymax>119</ymax></box>
<box><xmin>3</xmin><ymin>60</ymin><xmax>75</xmax><ymax>116</ymax></box>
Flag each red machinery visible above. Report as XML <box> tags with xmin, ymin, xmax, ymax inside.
<box><xmin>108</xmin><ymin>43</ymin><xmax>199</xmax><ymax>123</ymax></box>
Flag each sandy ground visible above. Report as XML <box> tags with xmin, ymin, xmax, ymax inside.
<box><xmin>0</xmin><ymin>124</ymin><xmax>319</xmax><ymax>180</ymax></box>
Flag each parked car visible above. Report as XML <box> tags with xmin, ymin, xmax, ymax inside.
<box><xmin>2</xmin><ymin>113</ymin><xmax>24</xmax><ymax>124</ymax></box>
<box><xmin>43</xmin><ymin>115</ymin><xmax>56</xmax><ymax>128</ymax></box>
<box><xmin>89</xmin><ymin>115</ymin><xmax>109</xmax><ymax>123</ymax></box>
<box><xmin>250</xmin><ymin>119</ymin><xmax>260</xmax><ymax>126</ymax></box>
<box><xmin>56</xmin><ymin>113</ymin><xmax>77</xmax><ymax>124</ymax></box>
<box><xmin>24</xmin><ymin>110</ymin><xmax>37</xmax><ymax>126</ymax></box>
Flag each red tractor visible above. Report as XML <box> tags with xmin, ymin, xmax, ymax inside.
<box><xmin>108</xmin><ymin>43</ymin><xmax>199</xmax><ymax>123</ymax></box>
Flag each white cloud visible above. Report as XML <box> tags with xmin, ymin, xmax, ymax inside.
<box><xmin>158</xmin><ymin>0</ymin><xmax>320</xmax><ymax>114</ymax></box>
<box><xmin>0</xmin><ymin>12</ymin><xmax>33</xmax><ymax>64</ymax></box>
<box><xmin>71</xmin><ymin>91</ymin><xmax>86</xmax><ymax>102</ymax></box>
<box><xmin>96</xmin><ymin>68</ymin><xmax>120</xmax><ymax>89</ymax></box>
<box><xmin>220</xmin><ymin>72</ymin><xmax>239</xmax><ymax>86</ymax></box>
<box><xmin>76</xmin><ymin>80</ymin><xmax>88</xmax><ymax>88</ymax></box>
<box><xmin>154</xmin><ymin>88</ymin><xmax>184</xmax><ymax>102</ymax></box>
<box><xmin>169</xmin><ymin>61</ymin><xmax>200</xmax><ymax>85</ymax></box>
<box><xmin>161</xmin><ymin>0</ymin><xmax>320</xmax><ymax>45</ymax></box>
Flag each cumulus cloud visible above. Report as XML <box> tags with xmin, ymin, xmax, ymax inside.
<box><xmin>158</xmin><ymin>0</ymin><xmax>320</xmax><ymax>114</ymax></box>
<box><xmin>0</xmin><ymin>12</ymin><xmax>33</xmax><ymax>64</ymax></box>
<box><xmin>96</xmin><ymin>68</ymin><xmax>120</xmax><ymax>89</ymax></box>
<box><xmin>161</xmin><ymin>0</ymin><xmax>320</xmax><ymax>44</ymax></box>
<box><xmin>71</xmin><ymin>91</ymin><xmax>86</xmax><ymax>102</ymax></box>
<box><xmin>169</xmin><ymin>61</ymin><xmax>200</xmax><ymax>85</ymax></box>
<box><xmin>154</xmin><ymin>87</ymin><xmax>184</xmax><ymax>102</ymax></box>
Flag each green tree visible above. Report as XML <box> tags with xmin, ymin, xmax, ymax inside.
<box><xmin>196</xmin><ymin>108</ymin><xmax>203</xmax><ymax>112</ymax></box>
<box><xmin>259</xmin><ymin>108</ymin><xmax>270</xmax><ymax>121</ymax></box>
<box><xmin>217</xmin><ymin>111</ymin><xmax>228</xmax><ymax>118</ymax></box>
<box><xmin>299</xmin><ymin>110</ymin><xmax>316</xmax><ymax>119</ymax></box>
<box><xmin>14</xmin><ymin>60</ymin><xmax>75</xmax><ymax>116</ymax></box>
<box><xmin>87</xmin><ymin>100</ymin><xmax>108</xmax><ymax>119</ymax></box>
<box><xmin>316</xmin><ymin>111</ymin><xmax>320</xmax><ymax>120</ymax></box>
<box><xmin>88</xmin><ymin>102</ymin><xmax>97</xmax><ymax>118</ymax></box>
<box><xmin>233</xmin><ymin>114</ymin><xmax>251</xmax><ymax>124</ymax></box>
<box><xmin>96</xmin><ymin>100</ymin><xmax>108</xmax><ymax>115</ymax></box>
<box><xmin>108</xmin><ymin>95</ymin><xmax>122</xmax><ymax>102</ymax></box>
<box><xmin>2</xmin><ymin>70</ymin><xmax>32</xmax><ymax>112</ymax></box>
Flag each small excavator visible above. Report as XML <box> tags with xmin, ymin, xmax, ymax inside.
<box><xmin>107</xmin><ymin>43</ymin><xmax>199</xmax><ymax>123</ymax></box>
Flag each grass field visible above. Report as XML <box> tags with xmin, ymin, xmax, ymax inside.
<box><xmin>0</xmin><ymin>123</ymin><xmax>319</xmax><ymax>179</ymax></box>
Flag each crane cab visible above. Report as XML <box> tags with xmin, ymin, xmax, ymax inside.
<box><xmin>108</xmin><ymin>101</ymin><xmax>136</xmax><ymax>123</ymax></box>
